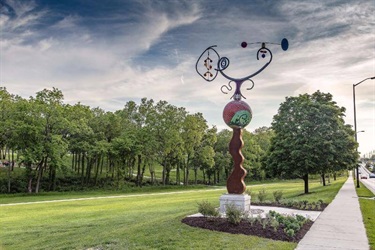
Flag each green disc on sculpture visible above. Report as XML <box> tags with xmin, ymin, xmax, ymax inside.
<box><xmin>229</xmin><ymin>110</ymin><xmax>252</xmax><ymax>128</ymax></box>
<box><xmin>223</xmin><ymin>100</ymin><xmax>252</xmax><ymax>128</ymax></box>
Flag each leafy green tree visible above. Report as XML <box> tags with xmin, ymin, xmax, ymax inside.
<box><xmin>133</xmin><ymin>98</ymin><xmax>158</xmax><ymax>186</ymax></box>
<box><xmin>181</xmin><ymin>113</ymin><xmax>207</xmax><ymax>185</ymax></box>
<box><xmin>253</xmin><ymin>127</ymin><xmax>274</xmax><ymax>180</ymax></box>
<box><xmin>152</xmin><ymin>101</ymin><xmax>186</xmax><ymax>185</ymax></box>
<box><xmin>193</xmin><ymin>126</ymin><xmax>216</xmax><ymax>184</ymax></box>
<box><xmin>65</xmin><ymin>103</ymin><xmax>95</xmax><ymax>183</ymax></box>
<box><xmin>32</xmin><ymin>88</ymin><xmax>69</xmax><ymax>192</ymax></box>
<box><xmin>265</xmin><ymin>91</ymin><xmax>357</xmax><ymax>193</ymax></box>
<box><xmin>0</xmin><ymin>88</ymin><xmax>17</xmax><ymax>192</ymax></box>
<box><xmin>214</xmin><ymin>129</ymin><xmax>233</xmax><ymax>180</ymax></box>
<box><xmin>242</xmin><ymin>130</ymin><xmax>262</xmax><ymax>180</ymax></box>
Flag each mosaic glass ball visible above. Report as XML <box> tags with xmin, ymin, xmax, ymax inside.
<box><xmin>223</xmin><ymin>100</ymin><xmax>252</xmax><ymax>128</ymax></box>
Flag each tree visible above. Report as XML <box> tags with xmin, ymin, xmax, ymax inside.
<box><xmin>0</xmin><ymin>88</ymin><xmax>16</xmax><ymax>192</ymax></box>
<box><xmin>214</xmin><ymin>129</ymin><xmax>233</xmax><ymax>180</ymax></box>
<box><xmin>193</xmin><ymin>126</ymin><xmax>216</xmax><ymax>184</ymax></box>
<box><xmin>241</xmin><ymin>130</ymin><xmax>262</xmax><ymax>180</ymax></box>
<box><xmin>253</xmin><ymin>127</ymin><xmax>274</xmax><ymax>180</ymax></box>
<box><xmin>181</xmin><ymin>113</ymin><xmax>208</xmax><ymax>185</ymax></box>
<box><xmin>265</xmin><ymin>91</ymin><xmax>357</xmax><ymax>194</ymax></box>
<box><xmin>153</xmin><ymin>101</ymin><xmax>186</xmax><ymax>185</ymax></box>
<box><xmin>32</xmin><ymin>88</ymin><xmax>69</xmax><ymax>192</ymax></box>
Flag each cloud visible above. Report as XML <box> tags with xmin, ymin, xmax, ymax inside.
<box><xmin>0</xmin><ymin>0</ymin><xmax>202</xmax><ymax>100</ymax></box>
<box><xmin>0</xmin><ymin>0</ymin><xmax>374</xmax><ymax>153</ymax></box>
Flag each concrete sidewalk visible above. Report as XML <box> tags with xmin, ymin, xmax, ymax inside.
<box><xmin>296</xmin><ymin>174</ymin><xmax>369</xmax><ymax>250</ymax></box>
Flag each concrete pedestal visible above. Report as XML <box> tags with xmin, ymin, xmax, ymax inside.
<box><xmin>219</xmin><ymin>194</ymin><xmax>251</xmax><ymax>213</ymax></box>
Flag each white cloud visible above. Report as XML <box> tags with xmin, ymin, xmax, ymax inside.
<box><xmin>1</xmin><ymin>0</ymin><xmax>374</xmax><ymax>154</ymax></box>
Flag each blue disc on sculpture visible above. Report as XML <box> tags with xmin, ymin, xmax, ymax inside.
<box><xmin>281</xmin><ymin>38</ymin><xmax>289</xmax><ymax>51</ymax></box>
<box><xmin>223</xmin><ymin>100</ymin><xmax>252</xmax><ymax>128</ymax></box>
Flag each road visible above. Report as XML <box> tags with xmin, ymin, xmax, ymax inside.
<box><xmin>358</xmin><ymin>165</ymin><xmax>375</xmax><ymax>194</ymax></box>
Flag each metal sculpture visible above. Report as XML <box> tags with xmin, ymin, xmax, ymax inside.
<box><xmin>196</xmin><ymin>38</ymin><xmax>288</xmax><ymax>194</ymax></box>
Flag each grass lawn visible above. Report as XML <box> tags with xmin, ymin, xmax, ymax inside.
<box><xmin>355</xmin><ymin>181</ymin><xmax>375</xmax><ymax>250</ymax></box>
<box><xmin>0</xmin><ymin>177</ymin><xmax>347</xmax><ymax>250</ymax></box>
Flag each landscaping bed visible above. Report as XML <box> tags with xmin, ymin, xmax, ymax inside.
<box><xmin>182</xmin><ymin>216</ymin><xmax>313</xmax><ymax>242</ymax></box>
<box><xmin>182</xmin><ymin>200</ymin><xmax>321</xmax><ymax>243</ymax></box>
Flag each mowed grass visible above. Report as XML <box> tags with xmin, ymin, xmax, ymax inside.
<box><xmin>355</xmin><ymin>182</ymin><xmax>375</xmax><ymax>250</ymax></box>
<box><xmin>0</xmin><ymin>177</ymin><xmax>347</xmax><ymax>250</ymax></box>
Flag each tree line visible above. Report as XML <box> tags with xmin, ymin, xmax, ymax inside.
<box><xmin>0</xmin><ymin>87</ymin><xmax>273</xmax><ymax>193</ymax></box>
<box><xmin>0</xmin><ymin>88</ymin><xmax>357</xmax><ymax>194</ymax></box>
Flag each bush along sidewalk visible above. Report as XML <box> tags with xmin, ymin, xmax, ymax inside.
<box><xmin>245</xmin><ymin>189</ymin><xmax>328</xmax><ymax>211</ymax></box>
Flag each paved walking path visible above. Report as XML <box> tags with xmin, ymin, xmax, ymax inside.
<box><xmin>0</xmin><ymin>188</ymin><xmax>226</xmax><ymax>206</ymax></box>
<box><xmin>296</xmin><ymin>174</ymin><xmax>369</xmax><ymax>250</ymax></box>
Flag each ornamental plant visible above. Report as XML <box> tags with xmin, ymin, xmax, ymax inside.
<box><xmin>197</xmin><ymin>200</ymin><xmax>219</xmax><ymax>218</ymax></box>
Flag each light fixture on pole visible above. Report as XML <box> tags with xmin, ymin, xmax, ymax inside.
<box><xmin>353</xmin><ymin>77</ymin><xmax>375</xmax><ymax>188</ymax></box>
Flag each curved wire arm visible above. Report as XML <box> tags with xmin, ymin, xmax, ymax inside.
<box><xmin>221</xmin><ymin>79</ymin><xmax>254</xmax><ymax>100</ymax></box>
<box><xmin>217</xmin><ymin>47</ymin><xmax>273</xmax><ymax>82</ymax></box>
<box><xmin>195</xmin><ymin>45</ymin><xmax>220</xmax><ymax>82</ymax></box>
<box><xmin>196</xmin><ymin>44</ymin><xmax>274</xmax><ymax>100</ymax></box>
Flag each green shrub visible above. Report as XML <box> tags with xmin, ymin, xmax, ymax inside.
<box><xmin>296</xmin><ymin>214</ymin><xmax>306</xmax><ymax>225</ymax></box>
<box><xmin>285</xmin><ymin>228</ymin><xmax>295</xmax><ymax>237</ymax></box>
<box><xmin>302</xmin><ymin>200</ymin><xmax>309</xmax><ymax>208</ymax></box>
<box><xmin>287</xmin><ymin>221</ymin><xmax>300</xmax><ymax>232</ymax></box>
<box><xmin>225</xmin><ymin>203</ymin><xmax>243</xmax><ymax>225</ymax></box>
<box><xmin>258</xmin><ymin>189</ymin><xmax>267</xmax><ymax>202</ymax></box>
<box><xmin>270</xmin><ymin>218</ymin><xmax>280</xmax><ymax>232</ymax></box>
<box><xmin>273</xmin><ymin>190</ymin><xmax>283</xmax><ymax>203</ymax></box>
<box><xmin>269</xmin><ymin>210</ymin><xmax>309</xmax><ymax>237</ymax></box>
<box><xmin>269</xmin><ymin>210</ymin><xmax>277</xmax><ymax>217</ymax></box>
<box><xmin>245</xmin><ymin>188</ymin><xmax>253</xmax><ymax>197</ymax></box>
<box><xmin>197</xmin><ymin>200</ymin><xmax>219</xmax><ymax>217</ymax></box>
<box><xmin>246</xmin><ymin>216</ymin><xmax>257</xmax><ymax>226</ymax></box>
<box><xmin>261</xmin><ymin>218</ymin><xmax>269</xmax><ymax>229</ymax></box>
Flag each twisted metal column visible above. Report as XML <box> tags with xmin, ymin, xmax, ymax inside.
<box><xmin>227</xmin><ymin>128</ymin><xmax>247</xmax><ymax>194</ymax></box>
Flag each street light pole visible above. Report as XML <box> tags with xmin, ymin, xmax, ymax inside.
<box><xmin>353</xmin><ymin>76</ymin><xmax>375</xmax><ymax>188</ymax></box>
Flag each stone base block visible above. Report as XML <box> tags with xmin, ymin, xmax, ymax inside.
<box><xmin>219</xmin><ymin>194</ymin><xmax>251</xmax><ymax>213</ymax></box>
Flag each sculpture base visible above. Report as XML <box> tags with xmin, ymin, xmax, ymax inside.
<box><xmin>219</xmin><ymin>194</ymin><xmax>251</xmax><ymax>213</ymax></box>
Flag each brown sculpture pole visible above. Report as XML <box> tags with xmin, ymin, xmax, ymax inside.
<box><xmin>226</xmin><ymin>128</ymin><xmax>247</xmax><ymax>194</ymax></box>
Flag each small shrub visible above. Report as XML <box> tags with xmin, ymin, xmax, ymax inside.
<box><xmin>298</xmin><ymin>201</ymin><xmax>307</xmax><ymax>210</ymax></box>
<box><xmin>225</xmin><ymin>203</ymin><xmax>243</xmax><ymax>225</ymax></box>
<box><xmin>269</xmin><ymin>210</ymin><xmax>309</xmax><ymax>237</ymax></box>
<box><xmin>245</xmin><ymin>188</ymin><xmax>253</xmax><ymax>197</ymax></box>
<box><xmin>285</xmin><ymin>228</ymin><xmax>295</xmax><ymax>237</ymax></box>
<box><xmin>269</xmin><ymin>210</ymin><xmax>277</xmax><ymax>217</ymax></box>
<box><xmin>255</xmin><ymin>215</ymin><xmax>262</xmax><ymax>224</ymax></box>
<box><xmin>242</xmin><ymin>210</ymin><xmax>251</xmax><ymax>220</ymax></box>
<box><xmin>273</xmin><ymin>190</ymin><xmax>283</xmax><ymax>203</ymax></box>
<box><xmin>316</xmin><ymin>199</ymin><xmax>324</xmax><ymax>210</ymax></box>
<box><xmin>261</xmin><ymin>218</ymin><xmax>269</xmax><ymax>229</ymax></box>
<box><xmin>270</xmin><ymin>218</ymin><xmax>280</xmax><ymax>232</ymax></box>
<box><xmin>258</xmin><ymin>189</ymin><xmax>267</xmax><ymax>203</ymax></box>
<box><xmin>288</xmin><ymin>221</ymin><xmax>301</xmax><ymax>232</ymax></box>
<box><xmin>281</xmin><ymin>200</ymin><xmax>294</xmax><ymax>208</ymax></box>
<box><xmin>197</xmin><ymin>200</ymin><xmax>219</xmax><ymax>218</ymax></box>
<box><xmin>310</xmin><ymin>201</ymin><xmax>316</xmax><ymax>210</ymax></box>
<box><xmin>246</xmin><ymin>216</ymin><xmax>257</xmax><ymax>226</ymax></box>
<box><xmin>296</xmin><ymin>214</ymin><xmax>306</xmax><ymax>225</ymax></box>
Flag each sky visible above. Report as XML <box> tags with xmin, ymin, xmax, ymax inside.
<box><xmin>0</xmin><ymin>0</ymin><xmax>374</xmax><ymax>156</ymax></box>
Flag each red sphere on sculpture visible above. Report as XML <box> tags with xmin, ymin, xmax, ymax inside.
<box><xmin>223</xmin><ymin>100</ymin><xmax>252</xmax><ymax>128</ymax></box>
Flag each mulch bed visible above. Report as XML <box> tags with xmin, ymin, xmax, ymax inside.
<box><xmin>181</xmin><ymin>216</ymin><xmax>314</xmax><ymax>242</ymax></box>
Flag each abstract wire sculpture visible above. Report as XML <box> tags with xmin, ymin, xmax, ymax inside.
<box><xmin>196</xmin><ymin>38</ymin><xmax>288</xmax><ymax>194</ymax></box>
<box><xmin>196</xmin><ymin>38</ymin><xmax>288</xmax><ymax>100</ymax></box>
